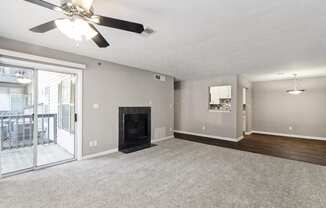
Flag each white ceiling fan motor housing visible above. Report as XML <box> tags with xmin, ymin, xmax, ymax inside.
<box><xmin>60</xmin><ymin>0</ymin><xmax>94</xmax><ymax>11</ymax></box>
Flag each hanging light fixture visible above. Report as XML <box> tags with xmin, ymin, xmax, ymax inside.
<box><xmin>16</xmin><ymin>71</ymin><xmax>32</xmax><ymax>84</ymax></box>
<box><xmin>286</xmin><ymin>74</ymin><xmax>305</xmax><ymax>95</ymax></box>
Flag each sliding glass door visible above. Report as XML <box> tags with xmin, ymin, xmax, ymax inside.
<box><xmin>0</xmin><ymin>66</ymin><xmax>77</xmax><ymax>176</ymax></box>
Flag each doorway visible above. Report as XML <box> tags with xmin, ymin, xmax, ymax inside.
<box><xmin>242</xmin><ymin>87</ymin><xmax>247</xmax><ymax>135</ymax></box>
<box><xmin>0</xmin><ymin>65</ymin><xmax>79</xmax><ymax>176</ymax></box>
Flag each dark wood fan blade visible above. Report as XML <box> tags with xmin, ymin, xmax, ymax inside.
<box><xmin>24</xmin><ymin>0</ymin><xmax>64</xmax><ymax>12</ymax></box>
<box><xmin>89</xmin><ymin>15</ymin><xmax>144</xmax><ymax>34</ymax></box>
<box><xmin>30</xmin><ymin>20</ymin><xmax>57</xmax><ymax>33</ymax></box>
<box><xmin>89</xmin><ymin>24</ymin><xmax>110</xmax><ymax>48</ymax></box>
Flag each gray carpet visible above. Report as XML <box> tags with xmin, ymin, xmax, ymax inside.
<box><xmin>1</xmin><ymin>138</ymin><xmax>326</xmax><ymax>208</ymax></box>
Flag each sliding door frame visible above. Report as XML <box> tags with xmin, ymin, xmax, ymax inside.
<box><xmin>33</xmin><ymin>69</ymin><xmax>38</xmax><ymax>169</ymax></box>
<box><xmin>34</xmin><ymin>66</ymin><xmax>83</xmax><ymax>162</ymax></box>
<box><xmin>0</xmin><ymin>54</ymin><xmax>83</xmax><ymax>178</ymax></box>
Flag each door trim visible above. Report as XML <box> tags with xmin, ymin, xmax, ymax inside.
<box><xmin>32</xmin><ymin>69</ymin><xmax>38</xmax><ymax>169</ymax></box>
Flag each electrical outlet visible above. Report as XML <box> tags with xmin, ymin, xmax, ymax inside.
<box><xmin>169</xmin><ymin>127</ymin><xmax>173</xmax><ymax>132</ymax></box>
<box><xmin>89</xmin><ymin>140</ymin><xmax>97</xmax><ymax>147</ymax></box>
<box><xmin>93</xmin><ymin>104</ymin><xmax>100</xmax><ymax>109</ymax></box>
<box><xmin>289</xmin><ymin>126</ymin><xmax>293</xmax><ymax>131</ymax></box>
<box><xmin>202</xmin><ymin>125</ymin><xmax>206</xmax><ymax>131</ymax></box>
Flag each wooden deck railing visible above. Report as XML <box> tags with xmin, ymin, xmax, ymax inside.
<box><xmin>0</xmin><ymin>114</ymin><xmax>57</xmax><ymax>150</ymax></box>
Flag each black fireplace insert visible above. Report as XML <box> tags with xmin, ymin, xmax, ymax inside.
<box><xmin>119</xmin><ymin>107</ymin><xmax>151</xmax><ymax>153</ymax></box>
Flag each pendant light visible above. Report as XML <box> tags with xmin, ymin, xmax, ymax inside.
<box><xmin>16</xmin><ymin>71</ymin><xmax>32</xmax><ymax>84</ymax></box>
<box><xmin>286</xmin><ymin>74</ymin><xmax>305</xmax><ymax>95</ymax></box>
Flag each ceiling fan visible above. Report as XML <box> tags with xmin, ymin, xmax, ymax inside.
<box><xmin>25</xmin><ymin>0</ymin><xmax>145</xmax><ymax>48</ymax></box>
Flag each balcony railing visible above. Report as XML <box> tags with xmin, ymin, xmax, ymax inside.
<box><xmin>0</xmin><ymin>114</ymin><xmax>57</xmax><ymax>150</ymax></box>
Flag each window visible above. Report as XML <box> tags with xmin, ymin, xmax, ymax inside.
<box><xmin>209</xmin><ymin>85</ymin><xmax>232</xmax><ymax>112</ymax></box>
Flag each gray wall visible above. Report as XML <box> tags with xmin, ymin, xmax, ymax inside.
<box><xmin>252</xmin><ymin>77</ymin><xmax>326</xmax><ymax>137</ymax></box>
<box><xmin>0</xmin><ymin>37</ymin><xmax>174</xmax><ymax>156</ymax></box>
<box><xmin>174</xmin><ymin>75</ymin><xmax>238</xmax><ymax>138</ymax></box>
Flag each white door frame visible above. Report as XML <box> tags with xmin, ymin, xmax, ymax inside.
<box><xmin>33</xmin><ymin>69</ymin><xmax>38</xmax><ymax>169</ymax></box>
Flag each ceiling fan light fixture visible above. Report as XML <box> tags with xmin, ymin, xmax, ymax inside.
<box><xmin>55</xmin><ymin>18</ymin><xmax>97</xmax><ymax>41</ymax></box>
<box><xmin>25</xmin><ymin>0</ymin><xmax>145</xmax><ymax>48</ymax></box>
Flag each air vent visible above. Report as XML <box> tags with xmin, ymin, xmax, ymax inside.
<box><xmin>142</xmin><ymin>27</ymin><xmax>155</xmax><ymax>37</ymax></box>
<box><xmin>143</xmin><ymin>27</ymin><xmax>155</xmax><ymax>34</ymax></box>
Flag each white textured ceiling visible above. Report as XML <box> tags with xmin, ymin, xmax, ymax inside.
<box><xmin>1</xmin><ymin>0</ymin><xmax>326</xmax><ymax>81</ymax></box>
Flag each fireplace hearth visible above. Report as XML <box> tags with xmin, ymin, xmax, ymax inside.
<box><xmin>119</xmin><ymin>107</ymin><xmax>151</xmax><ymax>153</ymax></box>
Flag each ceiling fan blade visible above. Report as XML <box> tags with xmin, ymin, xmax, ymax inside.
<box><xmin>24</xmin><ymin>0</ymin><xmax>64</xmax><ymax>12</ymax></box>
<box><xmin>30</xmin><ymin>20</ymin><xmax>57</xmax><ymax>33</ymax></box>
<box><xmin>89</xmin><ymin>15</ymin><xmax>144</xmax><ymax>34</ymax></box>
<box><xmin>89</xmin><ymin>24</ymin><xmax>110</xmax><ymax>48</ymax></box>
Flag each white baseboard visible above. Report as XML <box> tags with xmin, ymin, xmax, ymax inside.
<box><xmin>82</xmin><ymin>148</ymin><xmax>118</xmax><ymax>160</ymax></box>
<box><xmin>152</xmin><ymin>135</ymin><xmax>174</xmax><ymax>143</ymax></box>
<box><xmin>245</xmin><ymin>131</ymin><xmax>253</xmax><ymax>135</ymax></box>
<box><xmin>174</xmin><ymin>130</ymin><xmax>241</xmax><ymax>142</ymax></box>
<box><xmin>252</xmin><ymin>131</ymin><xmax>326</xmax><ymax>141</ymax></box>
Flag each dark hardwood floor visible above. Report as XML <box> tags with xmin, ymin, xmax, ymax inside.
<box><xmin>174</xmin><ymin>132</ymin><xmax>326</xmax><ymax>166</ymax></box>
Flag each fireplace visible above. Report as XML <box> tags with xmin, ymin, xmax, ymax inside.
<box><xmin>119</xmin><ymin>107</ymin><xmax>151</xmax><ymax>153</ymax></box>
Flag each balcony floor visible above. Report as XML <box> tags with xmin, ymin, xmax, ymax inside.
<box><xmin>1</xmin><ymin>144</ymin><xmax>74</xmax><ymax>174</ymax></box>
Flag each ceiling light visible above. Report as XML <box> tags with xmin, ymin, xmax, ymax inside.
<box><xmin>286</xmin><ymin>74</ymin><xmax>305</xmax><ymax>95</ymax></box>
<box><xmin>286</xmin><ymin>89</ymin><xmax>305</xmax><ymax>95</ymax></box>
<box><xmin>16</xmin><ymin>77</ymin><xmax>32</xmax><ymax>84</ymax></box>
<box><xmin>16</xmin><ymin>71</ymin><xmax>32</xmax><ymax>84</ymax></box>
<box><xmin>55</xmin><ymin>18</ymin><xmax>98</xmax><ymax>41</ymax></box>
